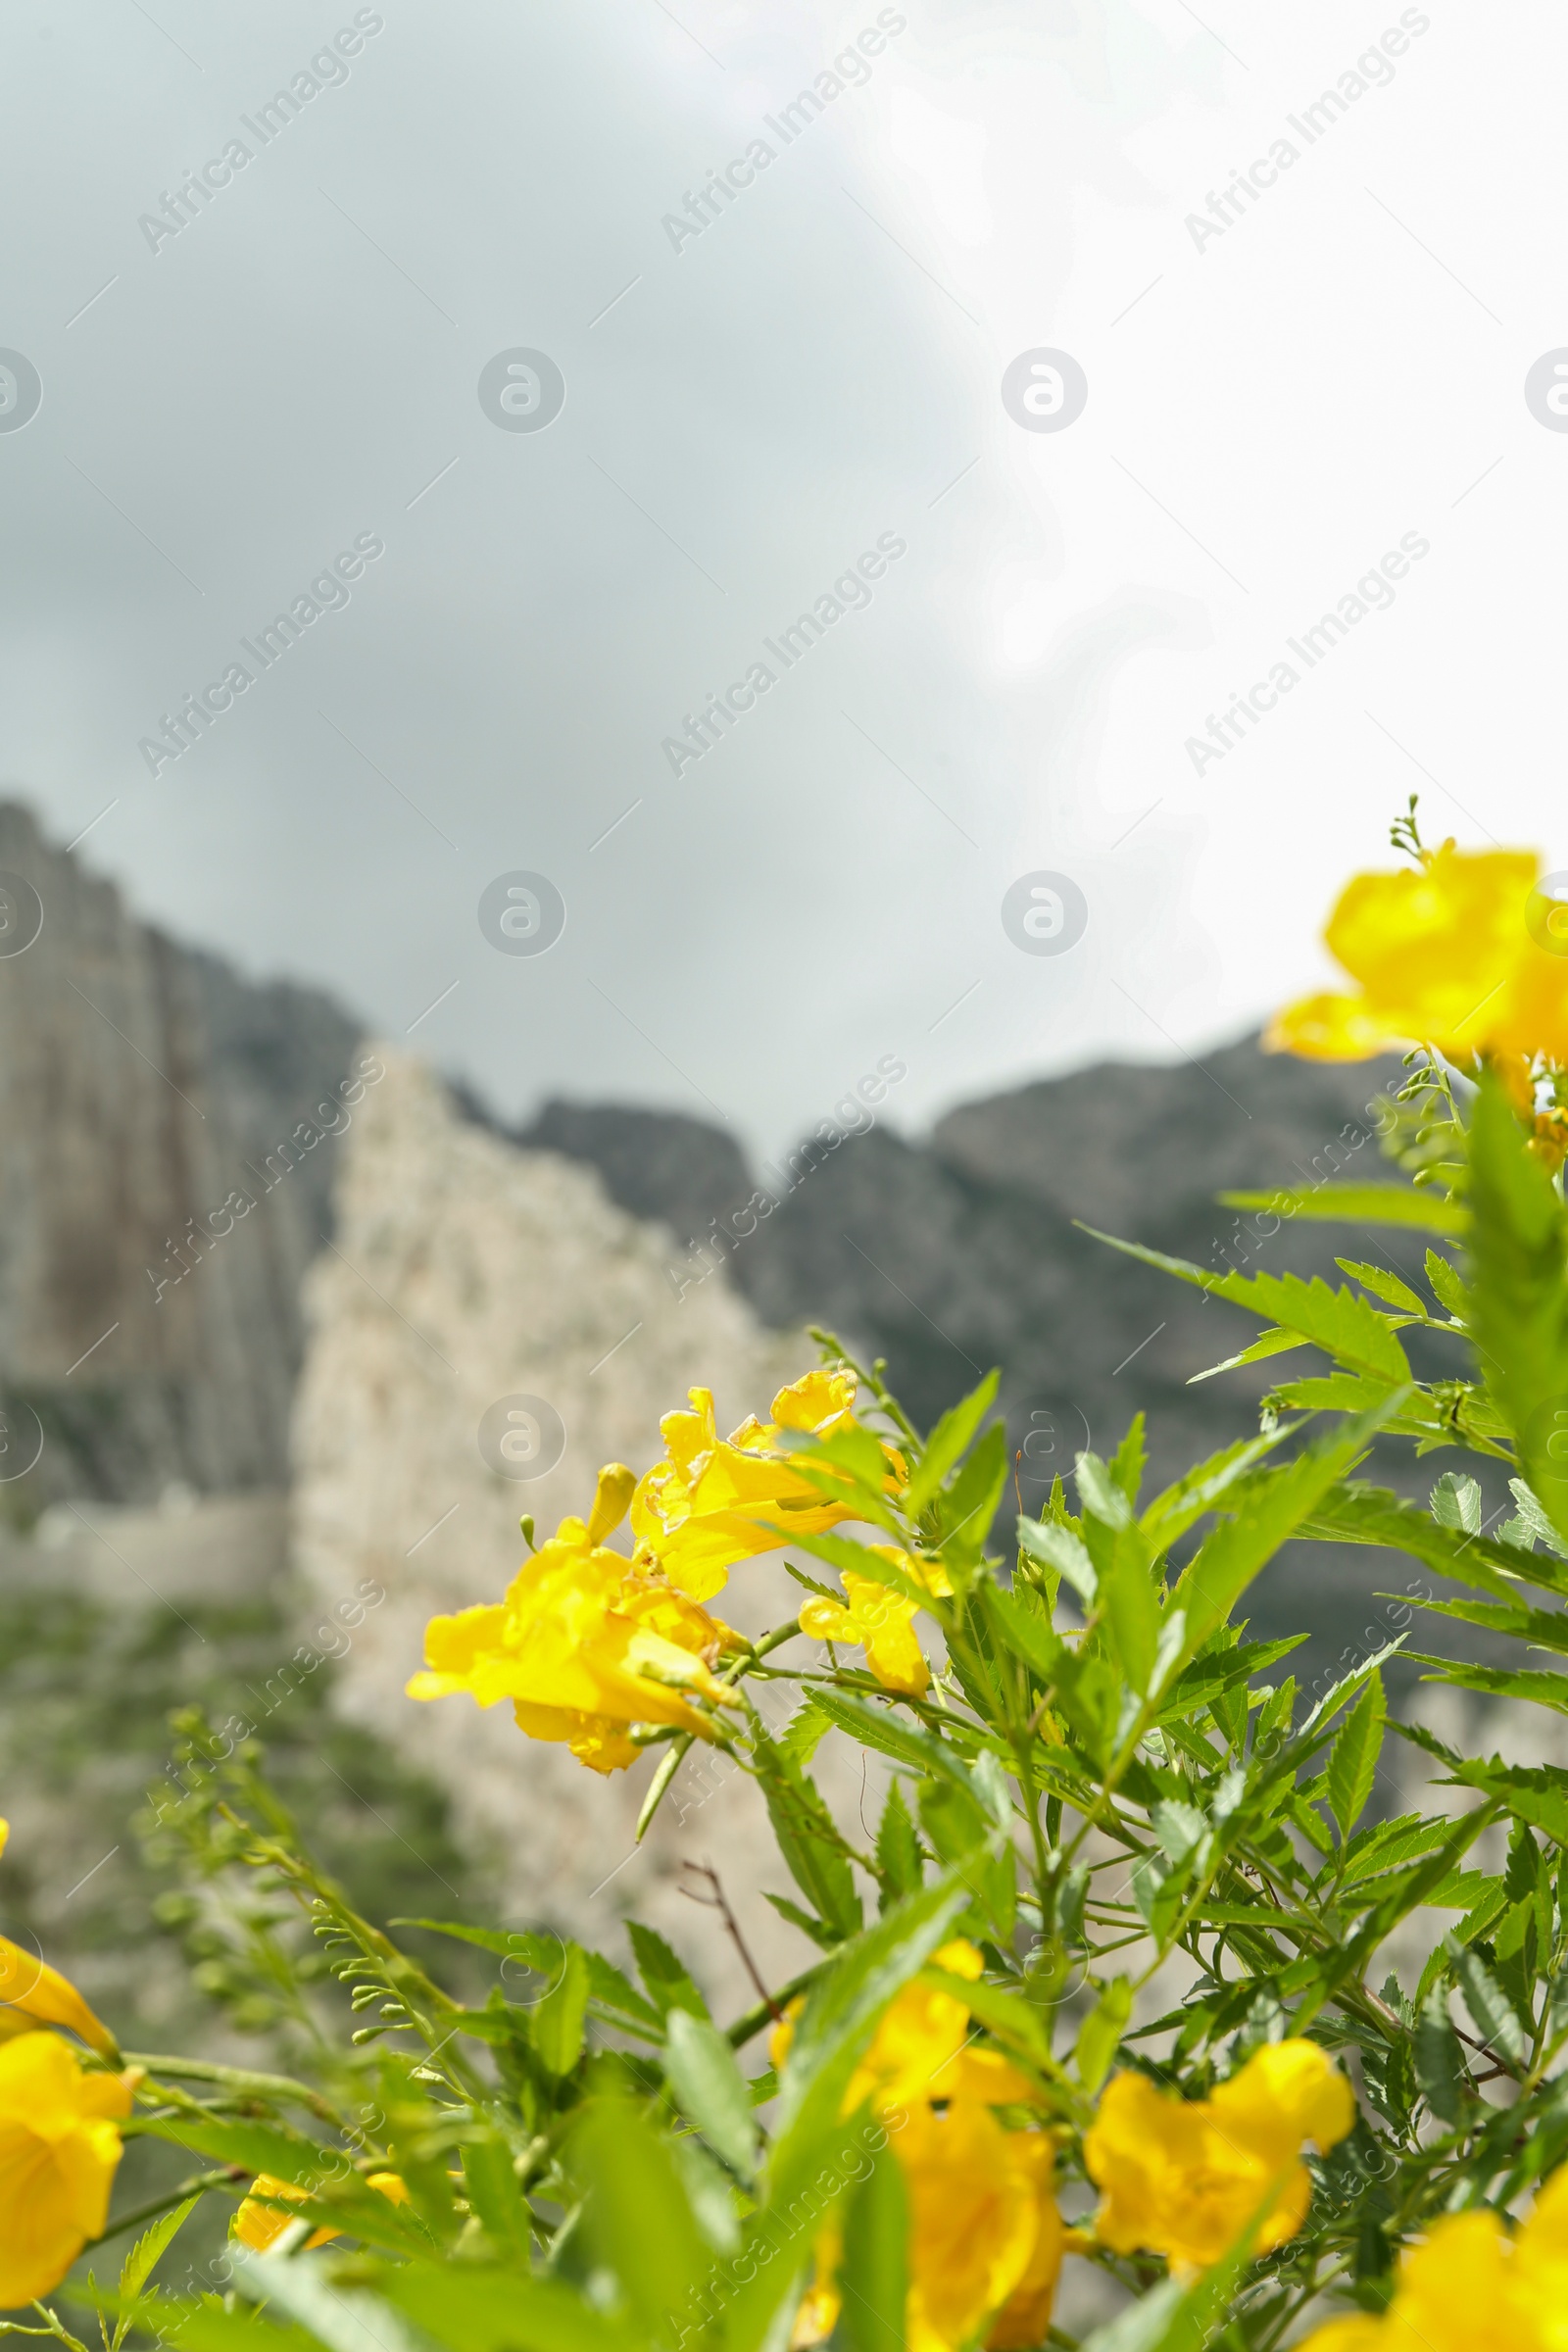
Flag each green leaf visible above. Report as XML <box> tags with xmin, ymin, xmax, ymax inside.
<box><xmin>1174</xmin><ymin>1407</ymin><xmax>1398</xmax><ymax>1656</ymax></box>
<box><xmin>1338</xmin><ymin>1259</ymin><xmax>1428</xmax><ymax>1315</ymax></box>
<box><xmin>628</xmin><ymin>1922</ymin><xmax>710</xmax><ymax>2022</ymax></box>
<box><xmin>1140</xmin><ymin>1428</ymin><xmax>1297</xmax><ymax>1549</ymax></box>
<box><xmin>1079</xmin><ymin>1231</ymin><xmax>1415</xmax><ymax>1382</ymax></box>
<box><xmin>1156</xmin><ymin>1636</ymin><xmax>1306</xmax><ymax>1725</ymax></box>
<box><xmin>1446</xmin><ymin>1935</ymin><xmax>1527</xmax><ymax>2067</ymax></box>
<box><xmin>532</xmin><ymin>1942</ymin><xmax>589</xmax><ymax>2076</ymax></box>
<box><xmin>1408</xmin><ymin>1742</ymin><xmax>1568</xmax><ymax>1844</ymax></box>
<box><xmin>806</xmin><ymin>1687</ymin><xmax>982</xmax><ymax>1792</ymax></box>
<box><xmin>1218</xmin><ymin>1186</ymin><xmax>1467</xmax><ymax>1235</ymax></box>
<box><xmin>1430</xmin><ymin>1471</ymin><xmax>1484</xmax><ymax>1534</ymax></box>
<box><xmin>1411</xmin><ymin>1657</ymin><xmax>1568</xmax><ymax>1717</ymax></box>
<box><xmin>1327</xmin><ymin>1673</ymin><xmax>1386</xmax><ymax>1840</ymax></box>
<box><xmin>780</xmin><ymin>1697</ymin><xmax>833</xmax><ymax>1768</ymax></box>
<box><xmin>461</xmin><ymin>2133</ymin><xmax>532</xmax><ymax>2259</ymax></box>
<box><xmin>875</xmin><ymin>1780</ymin><xmax>923</xmax><ymax>1909</ymax></box>
<box><xmin>119</xmin><ymin>2191</ymin><xmax>203</xmax><ymax>2305</ymax></box>
<box><xmin>376</xmin><ymin>2261</ymin><xmax>627</xmax><ymax>2352</ymax></box>
<box><xmin>984</xmin><ymin>1576</ymin><xmax>1069</xmax><ymax>1689</ymax></box>
<box><xmin>904</xmin><ymin>1369</ymin><xmax>1000</xmax><ymax>1517</ymax></box>
<box><xmin>1415</xmin><ymin>1988</ymin><xmax>1463</xmax><ymax>2126</ymax></box>
<box><xmin>938</xmin><ymin>1420</ymin><xmax>1011</xmax><ymax>1574</ymax></box>
<box><xmin>1425</xmin><ymin>1248</ymin><xmax>1472</xmax><ymax>1322</ymax></box>
<box><xmin>752</xmin><ymin>1735</ymin><xmax>863</xmax><ymax>1943</ymax></box>
<box><xmin>664</xmin><ymin>2007</ymin><xmax>760</xmax><ymax>2180</ymax></box>
<box><xmin>838</xmin><ymin>2135</ymin><xmax>909</xmax><ymax>2352</ymax></box>
<box><xmin>1016</xmin><ymin>1514</ymin><xmax>1096</xmax><ymax>1605</ymax></box>
<box><xmin>567</xmin><ymin>2094</ymin><xmax>709</xmax><ymax>2340</ymax></box>
<box><xmin>1109</xmin><ymin>1414</ymin><xmax>1148</xmax><ymax>1505</ymax></box>
<box><xmin>1467</xmin><ymin>1073</ymin><xmax>1568</xmax><ymax>1549</ymax></box>
<box><xmin>1076</xmin><ymin>1977</ymin><xmax>1132</xmax><ymax>2092</ymax></box>
<box><xmin>1189</xmin><ymin>1326</ymin><xmax>1311</xmax><ymax>1385</ymax></box>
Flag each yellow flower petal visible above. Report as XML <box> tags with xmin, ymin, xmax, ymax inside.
<box><xmin>0</xmin><ymin>2032</ymin><xmax>130</xmax><ymax>2307</ymax></box>
<box><xmin>0</xmin><ymin>1936</ymin><xmax>118</xmax><ymax>2059</ymax></box>
<box><xmin>407</xmin><ymin>1511</ymin><xmax>742</xmax><ymax>1773</ymax></box>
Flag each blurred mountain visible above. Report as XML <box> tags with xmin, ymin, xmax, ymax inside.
<box><xmin>515</xmin><ymin>1039</ymin><xmax>1411</xmax><ymax>1494</ymax></box>
<box><xmin>0</xmin><ymin>801</ymin><xmax>362</xmax><ymax>1505</ymax></box>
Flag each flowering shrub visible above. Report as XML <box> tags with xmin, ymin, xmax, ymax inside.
<box><xmin>7</xmin><ymin>808</ymin><xmax>1568</xmax><ymax>2351</ymax></box>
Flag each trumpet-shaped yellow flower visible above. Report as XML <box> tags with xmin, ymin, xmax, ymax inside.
<box><xmin>630</xmin><ymin>1371</ymin><xmax>878</xmax><ymax>1601</ymax></box>
<box><xmin>799</xmin><ymin>1548</ymin><xmax>951</xmax><ymax>1695</ymax></box>
<box><xmin>1085</xmin><ymin>2040</ymin><xmax>1354</xmax><ymax>2272</ymax></box>
<box><xmin>0</xmin><ymin>2030</ymin><xmax>132</xmax><ymax>2308</ymax></box>
<box><xmin>1267</xmin><ymin>845</ymin><xmax>1568</xmax><ymax>1076</ymax></box>
<box><xmin>408</xmin><ymin>1465</ymin><xmax>745</xmax><ymax>1774</ymax></box>
<box><xmin>233</xmin><ymin>2169</ymin><xmax>409</xmax><ymax>2252</ymax></box>
<box><xmin>1298</xmin><ymin>2168</ymin><xmax>1568</xmax><ymax>2352</ymax></box>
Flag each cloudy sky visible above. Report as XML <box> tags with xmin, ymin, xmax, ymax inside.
<box><xmin>3</xmin><ymin>0</ymin><xmax>1564</xmax><ymax>1155</ymax></box>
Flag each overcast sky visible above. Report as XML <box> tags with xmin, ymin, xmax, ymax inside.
<box><xmin>3</xmin><ymin>0</ymin><xmax>1564</xmax><ymax>1156</ymax></box>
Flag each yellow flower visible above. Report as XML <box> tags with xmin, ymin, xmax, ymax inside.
<box><xmin>0</xmin><ymin>2030</ymin><xmax>132</xmax><ymax>2308</ymax></box>
<box><xmin>233</xmin><ymin>2169</ymin><xmax>409</xmax><ymax>2252</ymax></box>
<box><xmin>1298</xmin><ymin>2167</ymin><xmax>1568</xmax><ymax>2352</ymax></box>
<box><xmin>407</xmin><ymin>1465</ymin><xmax>745</xmax><ymax>1774</ymax></box>
<box><xmin>630</xmin><ymin>1371</ymin><xmax>878</xmax><ymax>1601</ymax></box>
<box><xmin>1267</xmin><ymin>844</ymin><xmax>1568</xmax><ymax>1077</ymax></box>
<box><xmin>1085</xmin><ymin>2040</ymin><xmax>1354</xmax><ymax>2271</ymax></box>
<box><xmin>800</xmin><ymin>1548</ymin><xmax>951</xmax><ymax>1696</ymax></box>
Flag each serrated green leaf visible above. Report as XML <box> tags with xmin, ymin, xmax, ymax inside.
<box><xmin>664</xmin><ymin>2007</ymin><xmax>760</xmax><ymax>2181</ymax></box>
<box><xmin>1218</xmin><ymin>1186</ymin><xmax>1466</xmax><ymax>1236</ymax></box>
<box><xmin>1016</xmin><ymin>1515</ymin><xmax>1096</xmax><ymax>1605</ymax></box>
<box><xmin>1327</xmin><ymin>1673</ymin><xmax>1386</xmax><ymax>1840</ymax></box>
<box><xmin>1108</xmin><ymin>1415</ymin><xmax>1147</xmax><ymax>1505</ymax></box>
<box><xmin>752</xmin><ymin>1735</ymin><xmax>863</xmax><ymax>1943</ymax></box>
<box><xmin>567</xmin><ymin>2095</ymin><xmax>708</xmax><ymax>2339</ymax></box>
<box><xmin>1174</xmin><ymin>1406</ymin><xmax>1398</xmax><ymax>1658</ymax></box>
<box><xmin>1338</xmin><ymin>1259</ymin><xmax>1428</xmax><ymax>1315</ymax></box>
<box><xmin>1189</xmin><ymin>1327</ymin><xmax>1310</xmax><ymax>1385</ymax></box>
<box><xmin>875</xmin><ymin>1780</ymin><xmax>923</xmax><ymax>1910</ymax></box>
<box><xmin>904</xmin><ymin>1369</ymin><xmax>1000</xmax><ymax>1518</ymax></box>
<box><xmin>628</xmin><ymin>1922</ymin><xmax>710</xmax><ymax>2022</ymax></box>
<box><xmin>1078</xmin><ymin>1231</ymin><xmax>1414</xmax><ymax>1383</ymax></box>
<box><xmin>1425</xmin><ymin>1248</ymin><xmax>1472</xmax><ymax>1321</ymax></box>
<box><xmin>1446</xmin><ymin>1935</ymin><xmax>1527</xmax><ymax>2067</ymax></box>
<box><xmin>376</xmin><ymin>2260</ymin><xmax>627</xmax><ymax>2352</ymax></box>
<box><xmin>533</xmin><ymin>1942</ymin><xmax>589</xmax><ymax>2076</ymax></box>
<box><xmin>1430</xmin><ymin>1471</ymin><xmax>1483</xmax><ymax>1535</ymax></box>
<box><xmin>119</xmin><ymin>2191</ymin><xmax>202</xmax><ymax>2307</ymax></box>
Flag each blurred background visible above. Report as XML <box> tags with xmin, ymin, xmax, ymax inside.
<box><xmin>1</xmin><ymin>0</ymin><xmax>1563</xmax><ymax>2043</ymax></box>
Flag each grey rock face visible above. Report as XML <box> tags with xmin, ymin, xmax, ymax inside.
<box><xmin>0</xmin><ymin>801</ymin><xmax>362</xmax><ymax>1503</ymax></box>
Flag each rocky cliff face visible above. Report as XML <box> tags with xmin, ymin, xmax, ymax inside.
<box><xmin>0</xmin><ymin>802</ymin><xmax>361</xmax><ymax>1504</ymax></box>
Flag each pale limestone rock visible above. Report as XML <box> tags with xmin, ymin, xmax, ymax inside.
<box><xmin>290</xmin><ymin>1050</ymin><xmax>875</xmax><ymax>2013</ymax></box>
